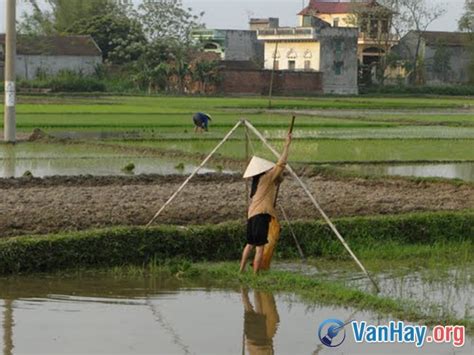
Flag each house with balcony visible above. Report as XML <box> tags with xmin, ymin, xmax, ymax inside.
<box><xmin>257</xmin><ymin>24</ymin><xmax>358</xmax><ymax>94</ymax></box>
<box><xmin>299</xmin><ymin>0</ymin><xmax>399</xmax><ymax>65</ymax></box>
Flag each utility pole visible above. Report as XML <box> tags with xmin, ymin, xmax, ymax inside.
<box><xmin>4</xmin><ymin>0</ymin><xmax>16</xmax><ymax>143</ymax></box>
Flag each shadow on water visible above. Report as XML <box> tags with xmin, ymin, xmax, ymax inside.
<box><xmin>0</xmin><ymin>272</ymin><xmax>471</xmax><ymax>354</ymax></box>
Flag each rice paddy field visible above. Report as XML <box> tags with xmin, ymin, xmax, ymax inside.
<box><xmin>0</xmin><ymin>94</ymin><xmax>473</xmax><ymax>354</ymax></box>
<box><xmin>1</xmin><ymin>94</ymin><xmax>473</xmax><ymax>177</ymax></box>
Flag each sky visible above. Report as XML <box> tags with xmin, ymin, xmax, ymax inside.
<box><xmin>0</xmin><ymin>0</ymin><xmax>467</xmax><ymax>32</ymax></box>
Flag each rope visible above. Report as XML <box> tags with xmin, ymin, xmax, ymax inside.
<box><xmin>278</xmin><ymin>204</ymin><xmax>305</xmax><ymax>260</ymax></box>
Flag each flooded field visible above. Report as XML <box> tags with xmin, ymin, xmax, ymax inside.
<box><xmin>1</xmin><ymin>95</ymin><xmax>472</xmax><ymax>354</ymax></box>
<box><xmin>0</xmin><ymin>271</ymin><xmax>471</xmax><ymax>355</ymax></box>
<box><xmin>333</xmin><ymin>162</ymin><xmax>474</xmax><ymax>182</ymax></box>
<box><xmin>0</xmin><ymin>143</ymin><xmax>229</xmax><ymax>178</ymax></box>
<box><xmin>1</xmin><ymin>142</ymin><xmax>473</xmax><ymax>182</ymax></box>
<box><xmin>264</xmin><ymin>127</ymin><xmax>474</xmax><ymax>140</ymax></box>
<box><xmin>277</xmin><ymin>262</ymin><xmax>473</xmax><ymax>322</ymax></box>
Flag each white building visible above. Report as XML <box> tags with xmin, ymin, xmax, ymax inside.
<box><xmin>0</xmin><ymin>35</ymin><xmax>102</xmax><ymax>80</ymax></box>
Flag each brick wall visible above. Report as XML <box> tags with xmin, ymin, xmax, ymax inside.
<box><xmin>218</xmin><ymin>69</ymin><xmax>323</xmax><ymax>95</ymax></box>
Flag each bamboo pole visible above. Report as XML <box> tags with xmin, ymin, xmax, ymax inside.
<box><xmin>244</xmin><ymin>120</ymin><xmax>380</xmax><ymax>292</ymax></box>
<box><xmin>146</xmin><ymin>120</ymin><xmax>243</xmax><ymax>227</ymax></box>
<box><xmin>245</xmin><ymin>126</ymin><xmax>250</xmax><ymax>209</ymax></box>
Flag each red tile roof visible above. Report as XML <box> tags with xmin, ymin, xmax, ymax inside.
<box><xmin>299</xmin><ymin>0</ymin><xmax>374</xmax><ymax>15</ymax></box>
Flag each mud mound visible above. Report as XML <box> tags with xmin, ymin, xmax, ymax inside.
<box><xmin>28</xmin><ymin>128</ymin><xmax>53</xmax><ymax>142</ymax></box>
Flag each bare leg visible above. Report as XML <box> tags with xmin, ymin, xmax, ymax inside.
<box><xmin>240</xmin><ymin>244</ymin><xmax>254</xmax><ymax>273</ymax></box>
<box><xmin>241</xmin><ymin>288</ymin><xmax>254</xmax><ymax>312</ymax></box>
<box><xmin>253</xmin><ymin>246</ymin><xmax>264</xmax><ymax>274</ymax></box>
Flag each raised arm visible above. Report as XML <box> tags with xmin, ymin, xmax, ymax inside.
<box><xmin>270</xmin><ymin>133</ymin><xmax>292</xmax><ymax>181</ymax></box>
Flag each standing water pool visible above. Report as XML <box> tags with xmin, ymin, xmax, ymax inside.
<box><xmin>0</xmin><ymin>272</ymin><xmax>471</xmax><ymax>354</ymax></box>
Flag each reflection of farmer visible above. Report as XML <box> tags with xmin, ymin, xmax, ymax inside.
<box><xmin>192</xmin><ymin>112</ymin><xmax>212</xmax><ymax>133</ymax></box>
<box><xmin>240</xmin><ymin>133</ymin><xmax>292</xmax><ymax>274</ymax></box>
<box><xmin>242</xmin><ymin>289</ymin><xmax>280</xmax><ymax>355</ymax></box>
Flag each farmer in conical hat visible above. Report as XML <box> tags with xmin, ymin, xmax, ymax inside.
<box><xmin>193</xmin><ymin>112</ymin><xmax>212</xmax><ymax>133</ymax></box>
<box><xmin>240</xmin><ymin>132</ymin><xmax>292</xmax><ymax>274</ymax></box>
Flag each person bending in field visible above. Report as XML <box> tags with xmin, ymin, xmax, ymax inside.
<box><xmin>192</xmin><ymin>112</ymin><xmax>212</xmax><ymax>133</ymax></box>
<box><xmin>240</xmin><ymin>132</ymin><xmax>292</xmax><ymax>274</ymax></box>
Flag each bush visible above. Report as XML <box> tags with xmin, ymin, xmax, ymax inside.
<box><xmin>361</xmin><ymin>85</ymin><xmax>474</xmax><ymax>96</ymax></box>
<box><xmin>18</xmin><ymin>70</ymin><xmax>106</xmax><ymax>93</ymax></box>
<box><xmin>0</xmin><ymin>211</ymin><xmax>472</xmax><ymax>275</ymax></box>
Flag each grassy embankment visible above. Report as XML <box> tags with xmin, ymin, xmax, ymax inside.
<box><xmin>1</xmin><ymin>210</ymin><xmax>471</xmax><ymax>275</ymax></box>
<box><xmin>0</xmin><ymin>210</ymin><xmax>472</xmax><ymax>330</ymax></box>
<box><xmin>1</xmin><ymin>210</ymin><xmax>471</xmax><ymax>331</ymax></box>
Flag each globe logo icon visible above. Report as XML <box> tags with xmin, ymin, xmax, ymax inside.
<box><xmin>318</xmin><ymin>319</ymin><xmax>351</xmax><ymax>347</ymax></box>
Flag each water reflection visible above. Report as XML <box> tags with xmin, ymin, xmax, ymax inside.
<box><xmin>242</xmin><ymin>289</ymin><xmax>279</xmax><ymax>355</ymax></box>
<box><xmin>2</xmin><ymin>145</ymin><xmax>15</xmax><ymax>179</ymax></box>
<box><xmin>336</xmin><ymin>162</ymin><xmax>474</xmax><ymax>182</ymax></box>
<box><xmin>0</xmin><ymin>143</ymin><xmax>231</xmax><ymax>177</ymax></box>
<box><xmin>2</xmin><ymin>300</ymin><xmax>13</xmax><ymax>355</ymax></box>
<box><xmin>0</xmin><ymin>273</ymin><xmax>471</xmax><ymax>354</ymax></box>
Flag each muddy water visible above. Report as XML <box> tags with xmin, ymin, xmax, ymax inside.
<box><xmin>0</xmin><ymin>273</ymin><xmax>471</xmax><ymax>354</ymax></box>
<box><xmin>335</xmin><ymin>162</ymin><xmax>474</xmax><ymax>182</ymax></box>
<box><xmin>0</xmin><ymin>144</ymin><xmax>229</xmax><ymax>178</ymax></box>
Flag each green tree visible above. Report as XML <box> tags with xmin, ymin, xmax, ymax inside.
<box><xmin>128</xmin><ymin>0</ymin><xmax>205</xmax><ymax>93</ymax></box>
<box><xmin>20</xmin><ymin>0</ymin><xmax>146</xmax><ymax>64</ymax></box>
<box><xmin>46</xmin><ymin>0</ymin><xmax>112</xmax><ymax>32</ymax></box>
<box><xmin>20</xmin><ymin>0</ymin><xmax>113</xmax><ymax>34</ymax></box>
<box><xmin>66</xmin><ymin>11</ymin><xmax>147</xmax><ymax>63</ymax></box>
<box><xmin>432</xmin><ymin>41</ymin><xmax>452</xmax><ymax>81</ymax></box>
<box><xmin>459</xmin><ymin>0</ymin><xmax>474</xmax><ymax>32</ymax></box>
<box><xmin>396</xmin><ymin>0</ymin><xmax>446</xmax><ymax>84</ymax></box>
<box><xmin>459</xmin><ymin>1</ymin><xmax>474</xmax><ymax>82</ymax></box>
<box><xmin>18</xmin><ymin>0</ymin><xmax>55</xmax><ymax>35</ymax></box>
<box><xmin>131</xmin><ymin>41</ymin><xmax>175</xmax><ymax>93</ymax></box>
<box><xmin>132</xmin><ymin>0</ymin><xmax>204</xmax><ymax>43</ymax></box>
<box><xmin>191</xmin><ymin>59</ymin><xmax>220</xmax><ymax>94</ymax></box>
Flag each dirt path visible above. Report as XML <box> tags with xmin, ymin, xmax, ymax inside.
<box><xmin>0</xmin><ymin>174</ymin><xmax>472</xmax><ymax>238</ymax></box>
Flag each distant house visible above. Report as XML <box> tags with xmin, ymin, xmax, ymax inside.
<box><xmin>0</xmin><ymin>35</ymin><xmax>102</xmax><ymax>80</ymax></box>
<box><xmin>396</xmin><ymin>31</ymin><xmax>473</xmax><ymax>85</ymax></box>
<box><xmin>299</xmin><ymin>0</ymin><xmax>399</xmax><ymax>65</ymax></box>
<box><xmin>191</xmin><ymin>29</ymin><xmax>264</xmax><ymax>66</ymax></box>
<box><xmin>256</xmin><ymin>3</ymin><xmax>361</xmax><ymax>95</ymax></box>
<box><xmin>257</xmin><ymin>25</ymin><xmax>359</xmax><ymax>95</ymax></box>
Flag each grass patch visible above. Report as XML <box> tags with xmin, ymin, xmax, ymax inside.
<box><xmin>0</xmin><ymin>211</ymin><xmax>472</xmax><ymax>275</ymax></box>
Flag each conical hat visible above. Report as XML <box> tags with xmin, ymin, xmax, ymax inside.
<box><xmin>243</xmin><ymin>156</ymin><xmax>275</xmax><ymax>178</ymax></box>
